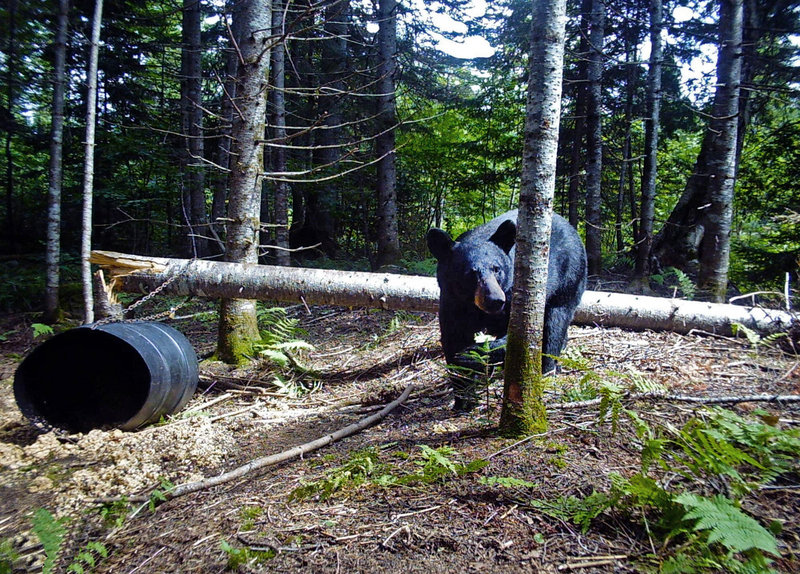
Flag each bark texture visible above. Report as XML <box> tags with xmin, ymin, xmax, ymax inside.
<box><xmin>375</xmin><ymin>0</ymin><xmax>401</xmax><ymax>268</ymax></box>
<box><xmin>217</xmin><ymin>0</ymin><xmax>272</xmax><ymax>363</ymax></box>
<box><xmin>91</xmin><ymin>250</ymin><xmax>796</xmax><ymax>338</ymax></box>
<box><xmin>80</xmin><ymin>0</ymin><xmax>104</xmax><ymax>325</ymax></box>
<box><xmin>697</xmin><ymin>0</ymin><xmax>743</xmax><ymax>302</ymax></box>
<box><xmin>181</xmin><ymin>0</ymin><xmax>208</xmax><ymax>258</ymax></box>
<box><xmin>44</xmin><ymin>0</ymin><xmax>69</xmax><ymax>324</ymax></box>
<box><xmin>583</xmin><ymin>0</ymin><xmax>605</xmax><ymax>277</ymax></box>
<box><xmin>634</xmin><ymin>0</ymin><xmax>663</xmax><ymax>281</ymax></box>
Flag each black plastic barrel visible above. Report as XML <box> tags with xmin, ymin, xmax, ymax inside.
<box><xmin>14</xmin><ymin>322</ymin><xmax>198</xmax><ymax>433</ymax></box>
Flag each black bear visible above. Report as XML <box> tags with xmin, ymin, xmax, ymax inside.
<box><xmin>426</xmin><ymin>210</ymin><xmax>587</xmax><ymax>410</ymax></box>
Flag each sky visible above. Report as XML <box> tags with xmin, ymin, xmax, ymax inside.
<box><xmin>414</xmin><ymin>0</ymin><xmax>496</xmax><ymax>59</ymax></box>
<box><xmin>423</xmin><ymin>2</ymin><xmax>719</xmax><ymax>100</ymax></box>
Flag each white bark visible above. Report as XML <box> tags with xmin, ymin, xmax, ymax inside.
<box><xmin>503</xmin><ymin>0</ymin><xmax>568</xmax><ymax>429</ymax></box>
<box><xmin>80</xmin><ymin>0</ymin><xmax>104</xmax><ymax>325</ymax></box>
<box><xmin>91</xmin><ymin>250</ymin><xmax>796</xmax><ymax>337</ymax></box>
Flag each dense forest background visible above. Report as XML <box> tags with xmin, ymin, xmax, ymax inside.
<box><xmin>1</xmin><ymin>0</ymin><xmax>799</xmax><ymax>314</ymax></box>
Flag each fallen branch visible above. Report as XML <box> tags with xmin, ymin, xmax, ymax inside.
<box><xmin>549</xmin><ymin>392</ymin><xmax>800</xmax><ymax>410</ymax></box>
<box><xmin>90</xmin><ymin>250</ymin><xmax>797</xmax><ymax>336</ymax></box>
<box><xmin>105</xmin><ymin>382</ymin><xmax>414</xmax><ymax>505</ymax></box>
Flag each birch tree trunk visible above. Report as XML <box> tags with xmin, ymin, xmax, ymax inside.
<box><xmin>500</xmin><ymin>0</ymin><xmax>567</xmax><ymax>436</ymax></box>
<box><xmin>217</xmin><ymin>0</ymin><xmax>272</xmax><ymax>363</ymax></box>
<box><xmin>80</xmin><ymin>0</ymin><xmax>104</xmax><ymax>325</ymax></box>
<box><xmin>697</xmin><ymin>0</ymin><xmax>743</xmax><ymax>302</ymax></box>
<box><xmin>44</xmin><ymin>0</ymin><xmax>69</xmax><ymax>324</ymax></box>
<box><xmin>583</xmin><ymin>0</ymin><xmax>605</xmax><ymax>277</ymax></box>
<box><xmin>375</xmin><ymin>0</ymin><xmax>401</xmax><ymax>268</ymax></box>
<box><xmin>633</xmin><ymin>0</ymin><xmax>663</xmax><ymax>284</ymax></box>
<box><xmin>180</xmin><ymin>0</ymin><xmax>208</xmax><ymax>258</ymax></box>
<box><xmin>91</xmin><ymin>250</ymin><xmax>797</xmax><ymax>338</ymax></box>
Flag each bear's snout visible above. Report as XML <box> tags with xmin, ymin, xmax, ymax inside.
<box><xmin>474</xmin><ymin>275</ymin><xmax>506</xmax><ymax>314</ymax></box>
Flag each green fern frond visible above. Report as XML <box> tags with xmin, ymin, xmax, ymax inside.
<box><xmin>257</xmin><ymin>348</ymin><xmax>290</xmax><ymax>367</ymax></box>
<box><xmin>418</xmin><ymin>445</ymin><xmax>458</xmax><ymax>475</ymax></box>
<box><xmin>629</xmin><ymin>372</ymin><xmax>667</xmax><ymax>394</ymax></box>
<box><xmin>31</xmin><ymin>508</ymin><xmax>67</xmax><ymax>574</ymax></box>
<box><xmin>675</xmin><ymin>493</ymin><xmax>779</xmax><ymax>557</ymax></box>
<box><xmin>732</xmin><ymin>322</ymin><xmax>763</xmax><ymax>346</ymax></box>
<box><xmin>479</xmin><ymin>476</ymin><xmax>538</xmax><ymax>489</ymax></box>
<box><xmin>530</xmin><ymin>492</ymin><xmax>612</xmax><ymax>533</ymax></box>
<box><xmin>272</xmin><ymin>340</ymin><xmax>315</xmax><ymax>353</ymax></box>
<box><xmin>598</xmin><ymin>381</ymin><xmax>624</xmax><ymax>433</ymax></box>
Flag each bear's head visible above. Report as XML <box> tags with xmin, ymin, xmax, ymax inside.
<box><xmin>426</xmin><ymin>220</ymin><xmax>516</xmax><ymax>315</ymax></box>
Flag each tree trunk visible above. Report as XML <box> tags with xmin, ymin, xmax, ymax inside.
<box><xmin>584</xmin><ymin>0</ymin><xmax>605</xmax><ymax>277</ymax></box>
<box><xmin>374</xmin><ymin>0</ymin><xmax>401</xmax><ymax>268</ymax></box>
<box><xmin>652</xmin><ymin>0</ymin><xmax>755</xmax><ymax>275</ymax></box>
<box><xmin>616</xmin><ymin>26</ymin><xmax>636</xmax><ymax>255</ymax></box>
<box><xmin>217</xmin><ymin>0</ymin><xmax>272</xmax><ymax>364</ymax></box>
<box><xmin>697</xmin><ymin>0</ymin><xmax>743</xmax><ymax>302</ymax></box>
<box><xmin>92</xmin><ymin>250</ymin><xmax>796</xmax><ymax>338</ymax></box>
<box><xmin>499</xmin><ymin>0</ymin><xmax>568</xmax><ymax>436</ymax></box>
<box><xmin>210</xmin><ymin>1</ymin><xmax>241</xmax><ymax>253</ymax></box>
<box><xmin>44</xmin><ymin>0</ymin><xmax>69</xmax><ymax>324</ymax></box>
<box><xmin>181</xmin><ymin>0</ymin><xmax>208</xmax><ymax>258</ymax></box>
<box><xmin>294</xmin><ymin>0</ymin><xmax>349</xmax><ymax>258</ymax></box>
<box><xmin>81</xmin><ymin>0</ymin><xmax>104</xmax><ymax>325</ymax></box>
<box><xmin>4</xmin><ymin>0</ymin><xmax>17</xmax><ymax>251</ymax></box>
<box><xmin>267</xmin><ymin>0</ymin><xmax>291</xmax><ymax>266</ymax></box>
<box><xmin>633</xmin><ymin>0</ymin><xmax>663</xmax><ymax>283</ymax></box>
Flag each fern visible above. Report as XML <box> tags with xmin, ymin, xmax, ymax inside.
<box><xmin>31</xmin><ymin>508</ymin><xmax>67</xmax><ymax>574</ymax></box>
<box><xmin>675</xmin><ymin>493</ymin><xmax>779</xmax><ymax>557</ymax></box>
<box><xmin>671</xmin><ymin>268</ymin><xmax>696</xmax><ymax>300</ymax></box>
<box><xmin>479</xmin><ymin>476</ymin><xmax>538</xmax><ymax>489</ymax></box>
<box><xmin>417</xmin><ymin>445</ymin><xmax>457</xmax><ymax>475</ymax></box>
<box><xmin>598</xmin><ymin>381</ymin><xmax>624</xmax><ymax>432</ymax></box>
<box><xmin>668</xmin><ymin>409</ymin><xmax>800</xmax><ymax>491</ymax></box>
<box><xmin>732</xmin><ymin>323</ymin><xmax>790</xmax><ymax>351</ymax></box>
<box><xmin>32</xmin><ymin>323</ymin><xmax>54</xmax><ymax>339</ymax></box>
<box><xmin>530</xmin><ymin>492</ymin><xmax>613</xmax><ymax>533</ymax></box>
<box><xmin>652</xmin><ymin>267</ymin><xmax>696</xmax><ymax>299</ymax></box>
<box><xmin>732</xmin><ymin>322</ymin><xmax>763</xmax><ymax>347</ymax></box>
<box><xmin>290</xmin><ymin>445</ymin><xmax>487</xmax><ymax>501</ymax></box>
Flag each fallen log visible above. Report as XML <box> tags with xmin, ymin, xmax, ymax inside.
<box><xmin>90</xmin><ymin>250</ymin><xmax>796</xmax><ymax>337</ymax></box>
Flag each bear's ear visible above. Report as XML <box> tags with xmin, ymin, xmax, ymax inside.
<box><xmin>490</xmin><ymin>220</ymin><xmax>516</xmax><ymax>254</ymax></box>
<box><xmin>426</xmin><ymin>228</ymin><xmax>454</xmax><ymax>261</ymax></box>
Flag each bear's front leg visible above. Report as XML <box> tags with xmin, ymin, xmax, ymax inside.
<box><xmin>450</xmin><ymin>335</ymin><xmax>506</xmax><ymax>411</ymax></box>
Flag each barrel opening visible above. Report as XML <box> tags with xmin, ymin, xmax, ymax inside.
<box><xmin>15</xmin><ymin>330</ymin><xmax>151</xmax><ymax>433</ymax></box>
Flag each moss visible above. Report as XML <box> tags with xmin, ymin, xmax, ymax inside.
<box><xmin>217</xmin><ymin>298</ymin><xmax>260</xmax><ymax>364</ymax></box>
<box><xmin>499</xmin><ymin>345</ymin><xmax>548</xmax><ymax>436</ymax></box>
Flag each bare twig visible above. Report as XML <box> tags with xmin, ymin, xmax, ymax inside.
<box><xmin>549</xmin><ymin>391</ymin><xmax>800</xmax><ymax>410</ymax></box>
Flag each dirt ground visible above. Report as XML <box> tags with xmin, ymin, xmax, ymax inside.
<box><xmin>1</xmin><ymin>304</ymin><xmax>799</xmax><ymax>573</ymax></box>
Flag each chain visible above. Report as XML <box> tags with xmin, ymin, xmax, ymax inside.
<box><xmin>92</xmin><ymin>260</ymin><xmax>193</xmax><ymax>328</ymax></box>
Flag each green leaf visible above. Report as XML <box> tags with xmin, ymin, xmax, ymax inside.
<box><xmin>479</xmin><ymin>476</ymin><xmax>538</xmax><ymax>489</ymax></box>
<box><xmin>675</xmin><ymin>493</ymin><xmax>779</xmax><ymax>556</ymax></box>
<box><xmin>32</xmin><ymin>323</ymin><xmax>54</xmax><ymax>339</ymax></box>
<box><xmin>31</xmin><ymin>508</ymin><xmax>67</xmax><ymax>574</ymax></box>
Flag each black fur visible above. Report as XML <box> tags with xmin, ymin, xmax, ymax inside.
<box><xmin>426</xmin><ymin>210</ymin><xmax>587</xmax><ymax>410</ymax></box>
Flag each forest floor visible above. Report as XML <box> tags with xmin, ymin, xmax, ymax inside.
<box><xmin>0</xmin><ymin>298</ymin><xmax>799</xmax><ymax>573</ymax></box>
